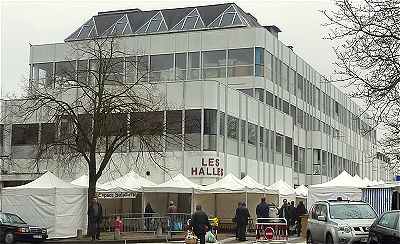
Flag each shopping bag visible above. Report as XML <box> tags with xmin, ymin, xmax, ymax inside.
<box><xmin>205</xmin><ymin>231</ymin><xmax>216</xmax><ymax>243</ymax></box>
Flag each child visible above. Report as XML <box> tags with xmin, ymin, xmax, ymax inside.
<box><xmin>113</xmin><ymin>216</ymin><xmax>123</xmax><ymax>240</ymax></box>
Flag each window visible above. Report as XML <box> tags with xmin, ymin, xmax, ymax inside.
<box><xmin>55</xmin><ymin>61</ymin><xmax>76</xmax><ymax>86</ymax></box>
<box><xmin>77</xmin><ymin>60</ymin><xmax>89</xmax><ymax>84</ymax></box>
<box><xmin>283</xmin><ymin>100</ymin><xmax>290</xmax><ymax>115</ymax></box>
<box><xmin>290</xmin><ymin>105</ymin><xmax>296</xmax><ymax>120</ymax></box>
<box><xmin>275</xmin><ymin>133</ymin><xmax>283</xmax><ymax>153</ymax></box>
<box><xmin>33</xmin><ymin>63</ymin><xmax>54</xmax><ymax>88</ymax></box>
<box><xmin>227</xmin><ymin>115</ymin><xmax>239</xmax><ymax>139</ymax></box>
<box><xmin>294</xmin><ymin>145</ymin><xmax>299</xmax><ymax>172</ymax></box>
<box><xmin>299</xmin><ymin>147</ymin><xmax>305</xmax><ymax>173</ymax></box>
<box><xmin>285</xmin><ymin>136</ymin><xmax>292</xmax><ymax>155</ymax></box>
<box><xmin>137</xmin><ymin>55</ymin><xmax>149</xmax><ymax>82</ymax></box>
<box><xmin>296</xmin><ymin>109</ymin><xmax>304</xmax><ymax>127</ymax></box>
<box><xmin>255</xmin><ymin>88</ymin><xmax>264</xmax><ymax>102</ymax></box>
<box><xmin>297</xmin><ymin>74</ymin><xmax>303</xmax><ymax>99</ymax></box>
<box><xmin>166</xmin><ymin>110</ymin><xmax>182</xmax><ymax>151</ymax></box>
<box><xmin>330</xmin><ymin>204</ymin><xmax>377</xmax><ymax>219</ymax></box>
<box><xmin>265</xmin><ymin>51</ymin><xmax>273</xmax><ymax>81</ymax></box>
<box><xmin>131</xmin><ymin>111</ymin><xmax>163</xmax><ymax>135</ymax></box>
<box><xmin>12</xmin><ymin>124</ymin><xmax>39</xmax><ymax>145</ymax></box>
<box><xmin>188</xmin><ymin>52</ymin><xmax>200</xmax><ymax>80</ymax></box>
<box><xmin>219</xmin><ymin>112</ymin><xmax>225</xmax><ymax>136</ymax></box>
<box><xmin>378</xmin><ymin>212</ymin><xmax>399</xmax><ymax>229</ymax></box>
<box><xmin>209</xmin><ymin>5</ymin><xmax>244</xmax><ymax>27</ymax></box>
<box><xmin>105</xmin><ymin>58</ymin><xmax>124</xmax><ymax>84</ymax></box>
<box><xmin>136</xmin><ymin>11</ymin><xmax>167</xmax><ymax>33</ymax></box>
<box><xmin>185</xmin><ymin>109</ymin><xmax>201</xmax><ymax>151</ymax></box>
<box><xmin>228</xmin><ymin>48</ymin><xmax>253</xmax><ymax>77</ymax></box>
<box><xmin>202</xmin><ymin>50</ymin><xmax>226</xmax><ymax>79</ymax></box>
<box><xmin>150</xmin><ymin>54</ymin><xmax>173</xmax><ymax>81</ymax></box>
<box><xmin>255</xmin><ymin>47</ymin><xmax>264</xmax><ymax>77</ymax></box>
<box><xmin>266</xmin><ymin>91</ymin><xmax>274</xmax><ymax>107</ymax></box>
<box><xmin>281</xmin><ymin>63</ymin><xmax>289</xmax><ymax>91</ymax></box>
<box><xmin>175</xmin><ymin>53</ymin><xmax>187</xmax><ymax>80</ymax></box>
<box><xmin>248</xmin><ymin>123</ymin><xmax>256</xmax><ymax>146</ymax></box>
<box><xmin>313</xmin><ymin>149</ymin><xmax>321</xmax><ymax>175</ymax></box>
<box><xmin>40</xmin><ymin>123</ymin><xmax>56</xmax><ymax>144</ymax></box>
<box><xmin>289</xmin><ymin>69</ymin><xmax>295</xmax><ymax>94</ymax></box>
<box><xmin>322</xmin><ymin>150</ymin><xmax>327</xmax><ymax>176</ymax></box>
<box><xmin>172</xmin><ymin>8</ymin><xmax>204</xmax><ymax>30</ymax></box>
<box><xmin>239</xmin><ymin>89</ymin><xmax>253</xmax><ymax>97</ymax></box>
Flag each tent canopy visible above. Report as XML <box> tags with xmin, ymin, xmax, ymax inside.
<box><xmin>99</xmin><ymin>171</ymin><xmax>155</xmax><ymax>192</ymax></box>
<box><xmin>200</xmin><ymin>173</ymin><xmax>250</xmax><ymax>193</ymax></box>
<box><xmin>295</xmin><ymin>185</ymin><xmax>308</xmax><ymax>198</ymax></box>
<box><xmin>12</xmin><ymin>171</ymin><xmax>81</xmax><ymax>189</ymax></box>
<box><xmin>240</xmin><ymin>176</ymin><xmax>277</xmax><ymax>194</ymax></box>
<box><xmin>308</xmin><ymin>171</ymin><xmax>363</xmax><ymax>208</ymax></box>
<box><xmin>269</xmin><ymin>180</ymin><xmax>296</xmax><ymax>196</ymax></box>
<box><xmin>144</xmin><ymin>173</ymin><xmax>202</xmax><ymax>193</ymax></box>
<box><xmin>2</xmin><ymin>172</ymin><xmax>87</xmax><ymax>239</ymax></box>
<box><xmin>311</xmin><ymin>171</ymin><xmax>364</xmax><ymax>190</ymax></box>
<box><xmin>70</xmin><ymin>175</ymin><xmax>89</xmax><ymax>187</ymax></box>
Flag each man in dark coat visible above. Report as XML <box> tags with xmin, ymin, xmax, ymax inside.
<box><xmin>256</xmin><ymin>197</ymin><xmax>269</xmax><ymax>239</ymax></box>
<box><xmin>88</xmin><ymin>197</ymin><xmax>103</xmax><ymax>240</ymax></box>
<box><xmin>278</xmin><ymin>199</ymin><xmax>289</xmax><ymax>224</ymax></box>
<box><xmin>144</xmin><ymin>202</ymin><xmax>155</xmax><ymax>231</ymax></box>
<box><xmin>295</xmin><ymin>201</ymin><xmax>307</xmax><ymax>236</ymax></box>
<box><xmin>234</xmin><ymin>202</ymin><xmax>241</xmax><ymax>240</ymax></box>
<box><xmin>191</xmin><ymin>205</ymin><xmax>210</xmax><ymax>244</ymax></box>
<box><xmin>235</xmin><ymin>202</ymin><xmax>250</xmax><ymax>241</ymax></box>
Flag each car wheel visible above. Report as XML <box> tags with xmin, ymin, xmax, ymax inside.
<box><xmin>326</xmin><ymin>233</ymin><xmax>334</xmax><ymax>244</ymax></box>
<box><xmin>4</xmin><ymin>231</ymin><xmax>15</xmax><ymax>244</ymax></box>
<box><xmin>306</xmin><ymin>231</ymin><xmax>313</xmax><ymax>244</ymax></box>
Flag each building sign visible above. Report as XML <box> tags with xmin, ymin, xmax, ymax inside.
<box><xmin>190</xmin><ymin>157</ymin><xmax>224</xmax><ymax>178</ymax></box>
<box><xmin>97</xmin><ymin>192</ymin><xmax>137</xmax><ymax>199</ymax></box>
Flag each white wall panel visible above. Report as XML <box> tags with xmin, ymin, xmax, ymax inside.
<box><xmin>184</xmin><ymin>82</ymin><xmax>202</xmax><ymax>109</ymax></box>
<box><xmin>203</xmin><ymin>81</ymin><xmax>218</xmax><ymax>109</ymax></box>
<box><xmin>167</xmin><ymin>83</ymin><xmax>183</xmax><ymax>109</ymax></box>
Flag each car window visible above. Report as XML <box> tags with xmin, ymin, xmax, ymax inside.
<box><xmin>311</xmin><ymin>205</ymin><xmax>320</xmax><ymax>220</ymax></box>
<box><xmin>378</xmin><ymin>212</ymin><xmax>399</xmax><ymax>230</ymax></box>
<box><xmin>320</xmin><ymin>205</ymin><xmax>328</xmax><ymax>220</ymax></box>
<box><xmin>1</xmin><ymin>213</ymin><xmax>26</xmax><ymax>224</ymax></box>
<box><xmin>330</xmin><ymin>204</ymin><xmax>377</xmax><ymax>219</ymax></box>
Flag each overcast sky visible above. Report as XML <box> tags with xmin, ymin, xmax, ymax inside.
<box><xmin>0</xmin><ymin>0</ymin><xmax>337</xmax><ymax>98</ymax></box>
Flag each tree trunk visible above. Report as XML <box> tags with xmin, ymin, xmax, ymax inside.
<box><xmin>87</xmin><ymin>157</ymin><xmax>97</xmax><ymax>237</ymax></box>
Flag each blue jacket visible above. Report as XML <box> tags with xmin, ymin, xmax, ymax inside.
<box><xmin>256</xmin><ymin>202</ymin><xmax>270</xmax><ymax>218</ymax></box>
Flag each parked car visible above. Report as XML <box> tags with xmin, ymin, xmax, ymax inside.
<box><xmin>307</xmin><ymin>200</ymin><xmax>377</xmax><ymax>244</ymax></box>
<box><xmin>367</xmin><ymin>210</ymin><xmax>400</xmax><ymax>244</ymax></box>
<box><xmin>0</xmin><ymin>212</ymin><xmax>47</xmax><ymax>244</ymax></box>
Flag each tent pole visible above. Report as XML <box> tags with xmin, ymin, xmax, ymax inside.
<box><xmin>245</xmin><ymin>192</ymin><xmax>248</xmax><ymax>206</ymax></box>
<box><xmin>214</xmin><ymin>194</ymin><xmax>217</xmax><ymax>216</ymax></box>
<box><xmin>191</xmin><ymin>189</ymin><xmax>194</xmax><ymax>213</ymax></box>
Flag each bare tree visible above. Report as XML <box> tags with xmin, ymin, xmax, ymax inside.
<box><xmin>324</xmin><ymin>0</ymin><xmax>400</xmax><ymax>175</ymax></box>
<box><xmin>1</xmin><ymin>36</ymin><xmax>189</xmax><ymax>220</ymax></box>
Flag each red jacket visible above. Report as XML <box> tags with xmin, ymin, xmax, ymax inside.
<box><xmin>113</xmin><ymin>219</ymin><xmax>123</xmax><ymax>231</ymax></box>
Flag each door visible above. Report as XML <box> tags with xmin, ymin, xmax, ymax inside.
<box><xmin>376</xmin><ymin>212</ymin><xmax>399</xmax><ymax>244</ymax></box>
<box><xmin>309</xmin><ymin>204</ymin><xmax>326</xmax><ymax>243</ymax></box>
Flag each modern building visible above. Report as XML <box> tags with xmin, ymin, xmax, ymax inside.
<box><xmin>0</xmin><ymin>3</ymin><xmax>389</xmax><ymax>187</ymax></box>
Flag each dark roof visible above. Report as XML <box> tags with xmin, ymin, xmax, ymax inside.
<box><xmin>65</xmin><ymin>3</ymin><xmax>261</xmax><ymax>42</ymax></box>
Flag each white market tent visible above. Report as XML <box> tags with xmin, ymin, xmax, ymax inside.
<box><xmin>240</xmin><ymin>176</ymin><xmax>278</xmax><ymax>195</ymax></box>
<box><xmin>295</xmin><ymin>185</ymin><xmax>309</xmax><ymax>198</ymax></box>
<box><xmin>1</xmin><ymin>172</ymin><xmax>87</xmax><ymax>239</ymax></box>
<box><xmin>197</xmin><ymin>174</ymin><xmax>266</xmax><ymax>218</ymax></box>
<box><xmin>144</xmin><ymin>174</ymin><xmax>203</xmax><ymax>193</ymax></box>
<box><xmin>71</xmin><ymin>175</ymin><xmax>89</xmax><ymax>187</ymax></box>
<box><xmin>99</xmin><ymin>171</ymin><xmax>156</xmax><ymax>192</ymax></box>
<box><xmin>143</xmin><ymin>174</ymin><xmax>203</xmax><ymax>214</ymax></box>
<box><xmin>308</xmin><ymin>171</ymin><xmax>364</xmax><ymax>209</ymax></box>
<box><xmin>353</xmin><ymin>175</ymin><xmax>367</xmax><ymax>187</ymax></box>
<box><xmin>269</xmin><ymin>180</ymin><xmax>296</xmax><ymax>204</ymax></box>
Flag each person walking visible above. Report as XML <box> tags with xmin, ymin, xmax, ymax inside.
<box><xmin>295</xmin><ymin>201</ymin><xmax>307</xmax><ymax>237</ymax></box>
<box><xmin>144</xmin><ymin>202</ymin><xmax>155</xmax><ymax>231</ymax></box>
<box><xmin>234</xmin><ymin>202</ymin><xmax>241</xmax><ymax>240</ymax></box>
<box><xmin>256</xmin><ymin>197</ymin><xmax>270</xmax><ymax>239</ymax></box>
<box><xmin>191</xmin><ymin>205</ymin><xmax>210</xmax><ymax>244</ymax></box>
<box><xmin>235</xmin><ymin>202</ymin><xmax>250</xmax><ymax>241</ymax></box>
<box><xmin>288</xmin><ymin>201</ymin><xmax>296</xmax><ymax>235</ymax></box>
<box><xmin>88</xmin><ymin>197</ymin><xmax>103</xmax><ymax>240</ymax></box>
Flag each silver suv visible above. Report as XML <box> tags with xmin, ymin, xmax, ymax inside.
<box><xmin>307</xmin><ymin>200</ymin><xmax>377</xmax><ymax>244</ymax></box>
